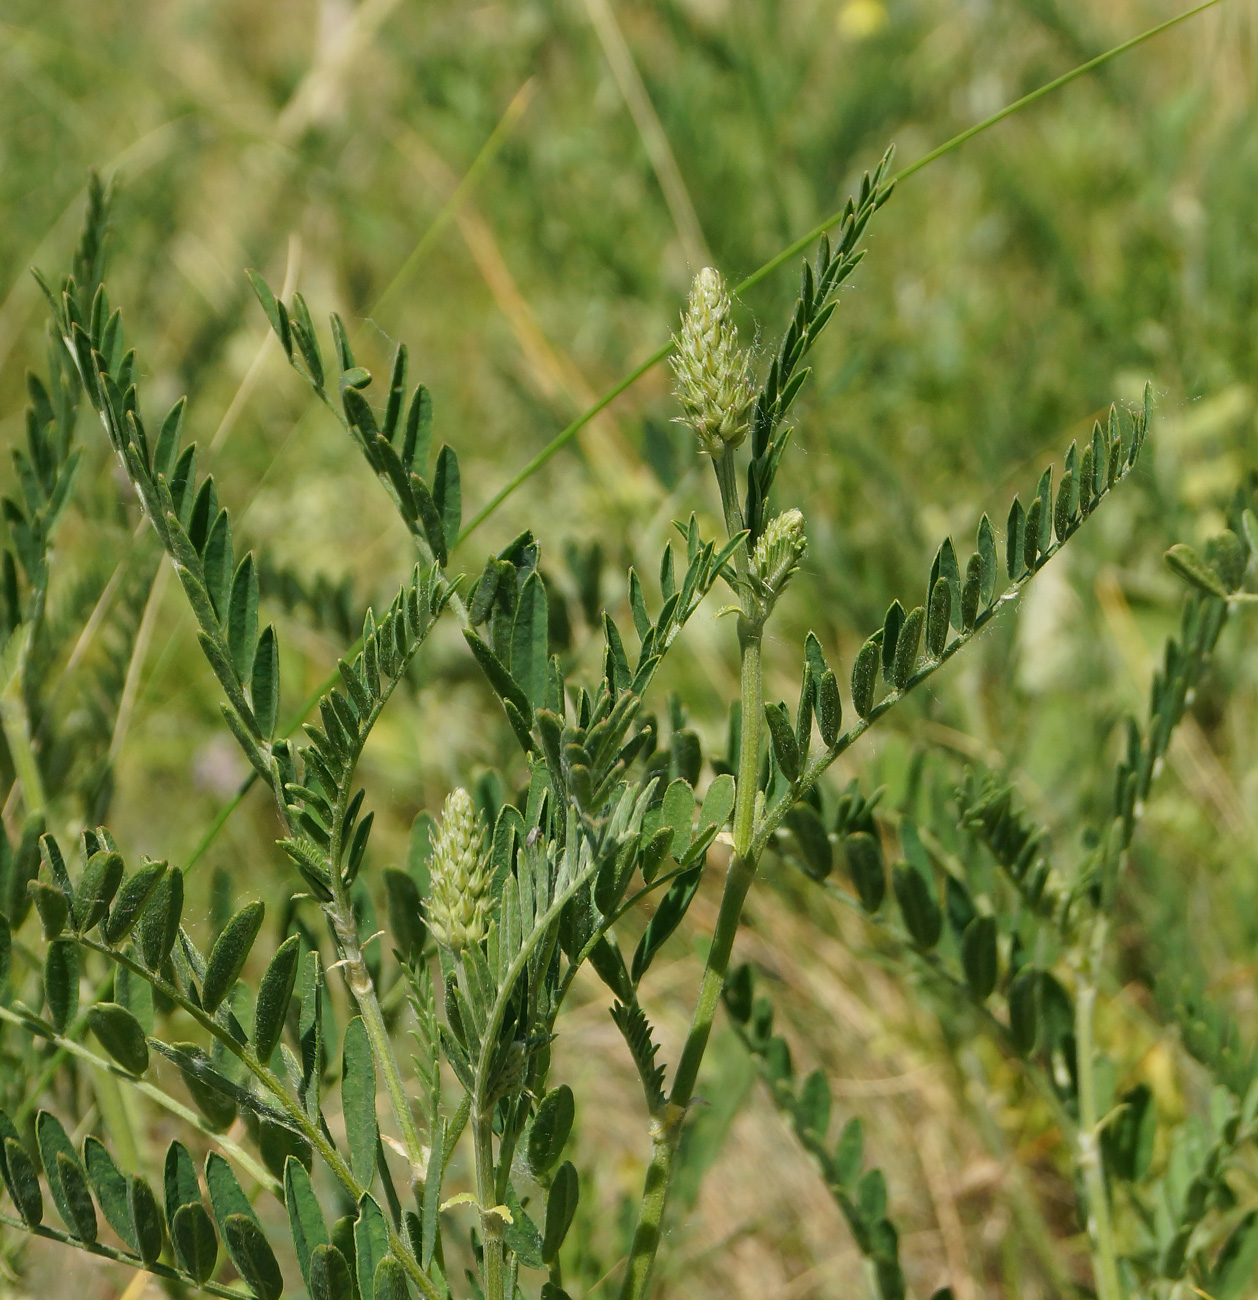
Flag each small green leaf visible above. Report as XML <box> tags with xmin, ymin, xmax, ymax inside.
<box><xmin>128</xmin><ymin>1175</ymin><xmax>164</xmax><ymax>1266</ymax></box>
<box><xmin>834</xmin><ymin>1117</ymin><xmax>864</xmax><ymax>1188</ymax></box>
<box><xmin>342</xmin><ymin>1017</ymin><xmax>378</xmax><ymax>1188</ymax></box>
<box><xmin>976</xmin><ymin>514</ymin><xmax>997</xmax><ymax>604</ymax></box>
<box><xmin>892</xmin><ymin>863</ymin><xmax>941</xmax><ymax>950</ymax></box>
<box><xmin>139</xmin><ymin>866</ymin><xmax>183</xmax><ymax>969</ymax></box>
<box><xmin>659</xmin><ymin>778</ymin><xmax>695</xmax><ymax>860</ymax></box>
<box><xmin>311</xmin><ymin>1243</ymin><xmax>355</xmax><ymax>1300</ymax></box>
<box><xmin>960</xmin><ymin>553</ymin><xmax>982</xmax><ymax>631</ymax></box>
<box><xmin>205</xmin><ymin>1151</ymin><xmax>256</xmax><ymax>1239</ymax></box>
<box><xmin>373</xmin><ymin>1256</ymin><xmax>409</xmax><ymax>1300</ymax></box>
<box><xmin>56</xmin><ymin>1150</ymin><xmax>97</xmax><ymax>1241</ymax></box>
<box><xmin>697</xmin><ymin>772</ymin><xmax>736</xmax><ymax>837</ymax></box>
<box><xmin>354</xmin><ymin>1195</ymin><xmax>391</xmax><ymax>1300</ymax></box>
<box><xmin>163</xmin><ymin>1139</ymin><xmax>201</xmax><ymax>1228</ymax></box>
<box><xmin>464</xmin><ymin>630</ymin><xmax>534</xmax><ymax>730</ymax></box>
<box><xmin>890</xmin><ymin>606</ymin><xmax>923</xmax><ymax>691</ymax></box>
<box><xmin>631</xmin><ymin>862</ymin><xmax>703</xmax><ymax>984</ymax></box>
<box><xmin>850</xmin><ymin>636</ymin><xmax>879</xmax><ymax>719</ymax></box>
<box><xmin>0</xmin><ymin>913</ymin><xmax>9</xmax><ymax>1000</ymax></box>
<box><xmin>29</xmin><ymin>879</ymin><xmax>68</xmax><ymax>939</ymax></box>
<box><xmin>88</xmin><ymin>1002</ymin><xmax>150</xmax><ymax>1075</ymax></box>
<box><xmin>763</xmin><ymin>701</ymin><xmax>799</xmax><ymax>781</ymax></box>
<box><xmin>1006</xmin><ymin>496</ymin><xmax>1025</xmax><ymax>580</ymax></box>
<box><xmin>785</xmin><ymin>803</ymin><xmax>832</xmax><ymax>881</ymax></box>
<box><xmin>817</xmin><ymin>669</ymin><xmax>842</xmax><ymax>747</ymax></box>
<box><xmin>1165</xmin><ymin>543</ymin><xmax>1229</xmax><ymax>597</ymax></box>
<box><xmin>84</xmin><ymin>1137</ymin><xmax>134</xmax><ymax>1247</ymax></box>
<box><xmin>528</xmin><ymin>1085</ymin><xmax>575</xmax><ymax>1177</ymax></box>
<box><xmin>5</xmin><ymin>1137</ymin><xmax>42</xmax><ymax>1226</ymax></box>
<box><xmin>880</xmin><ymin>600</ymin><xmax>904</xmax><ymax>677</ymax></box>
<box><xmin>73</xmin><ymin>850</ymin><xmax>124</xmax><ymax>932</ymax></box>
<box><xmin>1022</xmin><ymin>497</ymin><xmax>1043</xmax><ymax>572</ymax></box>
<box><xmin>254</xmin><ymin>933</ymin><xmax>300</xmax><ymax>1064</ymax></box>
<box><xmin>44</xmin><ymin>936</ymin><xmax>79</xmax><ymax>1031</ymax></box>
<box><xmin>225</xmin><ymin>1210</ymin><xmax>284</xmax><ymax>1300</ymax></box>
<box><xmin>172</xmin><ymin>1202</ymin><xmax>219</xmax><ymax>1283</ymax></box>
<box><xmin>228</xmin><ymin>554</ymin><xmax>260</xmax><ymax>684</ymax></box>
<box><xmin>251</xmin><ymin>626</ymin><xmax>280</xmax><ymax>740</ymax></box>
<box><xmin>201</xmin><ymin>900</ymin><xmax>264</xmax><ymax>1013</ymax></box>
<box><xmin>154</xmin><ymin>396</ymin><xmax>186</xmax><ymax>478</ymax></box>
<box><xmin>925</xmin><ymin>577</ymin><xmax>950</xmax><ymax>660</ymax></box>
<box><xmin>285</xmin><ymin>1156</ymin><xmax>330</xmax><ymax>1293</ymax></box>
<box><xmin>246</xmin><ymin>270</ymin><xmax>291</xmax><ymax>357</ymax></box>
<box><xmin>37</xmin><ymin>1111</ymin><xmax>83</xmax><ymax>1234</ymax></box>
<box><xmin>1008</xmin><ymin>970</ymin><xmax>1038</xmax><ymax>1055</ymax></box>
<box><xmin>844</xmin><ymin>833</ymin><xmax>884</xmax><ymax>913</ymax></box>
<box><xmin>203</xmin><ymin>510</ymin><xmax>233</xmax><ymax>620</ymax></box>
<box><xmin>510</xmin><ymin>571</ymin><xmax>549</xmax><ymax>710</ymax></box>
<box><xmin>433</xmin><ymin>444</ymin><xmax>461</xmax><ymax>552</ymax></box>
<box><xmin>402</xmin><ymin>386</ymin><xmax>433</xmax><ymax>476</ymax></box>
<box><xmin>542</xmin><ymin>1161</ymin><xmax>579</xmax><ymax>1263</ymax></box>
<box><xmin>960</xmin><ymin>916</ymin><xmax>998</xmax><ymax>1001</ymax></box>
<box><xmin>797</xmin><ymin>1069</ymin><xmax>831</xmax><ymax>1143</ymax></box>
<box><xmin>103</xmin><ymin>860</ymin><xmax>167</xmax><ymax>945</ymax></box>
<box><xmin>330</xmin><ymin>1217</ymin><xmax>358</xmax><ymax>1296</ymax></box>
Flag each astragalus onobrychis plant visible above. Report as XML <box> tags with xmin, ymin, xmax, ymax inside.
<box><xmin>2</xmin><ymin>150</ymin><xmax>1258</xmax><ymax>1300</ymax></box>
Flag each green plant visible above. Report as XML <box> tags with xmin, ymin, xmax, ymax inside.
<box><xmin>3</xmin><ymin>7</ymin><xmax>1258</xmax><ymax>1298</ymax></box>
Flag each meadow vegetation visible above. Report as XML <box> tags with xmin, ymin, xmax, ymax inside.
<box><xmin>0</xmin><ymin>3</ymin><xmax>1257</xmax><ymax>1298</ymax></box>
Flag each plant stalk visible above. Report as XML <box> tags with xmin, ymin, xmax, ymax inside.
<box><xmin>619</xmin><ymin>448</ymin><xmax>762</xmax><ymax>1300</ymax></box>
<box><xmin>474</xmin><ymin>1103</ymin><xmax>506</xmax><ymax>1300</ymax></box>
<box><xmin>1075</xmin><ymin>916</ymin><xmax>1123</xmax><ymax>1300</ymax></box>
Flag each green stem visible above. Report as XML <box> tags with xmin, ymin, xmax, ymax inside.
<box><xmin>619</xmin><ymin>454</ymin><xmax>764</xmax><ymax>1300</ymax></box>
<box><xmin>1075</xmin><ymin>916</ymin><xmax>1124</xmax><ymax>1300</ymax></box>
<box><xmin>474</xmin><ymin>1102</ymin><xmax>506</xmax><ymax>1300</ymax></box>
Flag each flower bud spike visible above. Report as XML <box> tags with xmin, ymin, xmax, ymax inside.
<box><xmin>750</xmin><ymin>508</ymin><xmax>807</xmax><ymax>616</ymax></box>
<box><xmin>671</xmin><ymin>267</ymin><xmax>756</xmax><ymax>457</ymax></box>
<box><xmin>426</xmin><ymin>788</ymin><xmax>493</xmax><ymax>954</ymax></box>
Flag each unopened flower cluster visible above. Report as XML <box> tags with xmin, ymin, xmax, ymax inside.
<box><xmin>671</xmin><ymin>267</ymin><xmax>756</xmax><ymax>456</ymax></box>
<box><xmin>426</xmin><ymin>788</ymin><xmax>493</xmax><ymax>954</ymax></box>
<box><xmin>751</xmin><ymin>508</ymin><xmax>807</xmax><ymax>611</ymax></box>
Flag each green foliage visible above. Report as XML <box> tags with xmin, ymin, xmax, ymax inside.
<box><xmin>2</xmin><ymin>11</ymin><xmax>1257</xmax><ymax>1300</ymax></box>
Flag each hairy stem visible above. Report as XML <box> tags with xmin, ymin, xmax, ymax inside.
<box><xmin>475</xmin><ymin>1103</ymin><xmax>506</xmax><ymax>1300</ymax></box>
<box><xmin>1075</xmin><ymin>916</ymin><xmax>1123</xmax><ymax>1300</ymax></box>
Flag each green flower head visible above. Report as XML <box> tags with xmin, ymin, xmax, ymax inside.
<box><xmin>426</xmin><ymin>788</ymin><xmax>493</xmax><ymax>954</ymax></box>
<box><xmin>671</xmin><ymin>266</ymin><xmax>756</xmax><ymax>457</ymax></box>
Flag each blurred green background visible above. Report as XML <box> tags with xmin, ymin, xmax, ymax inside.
<box><xmin>2</xmin><ymin>1</ymin><xmax>1257</xmax><ymax>1296</ymax></box>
